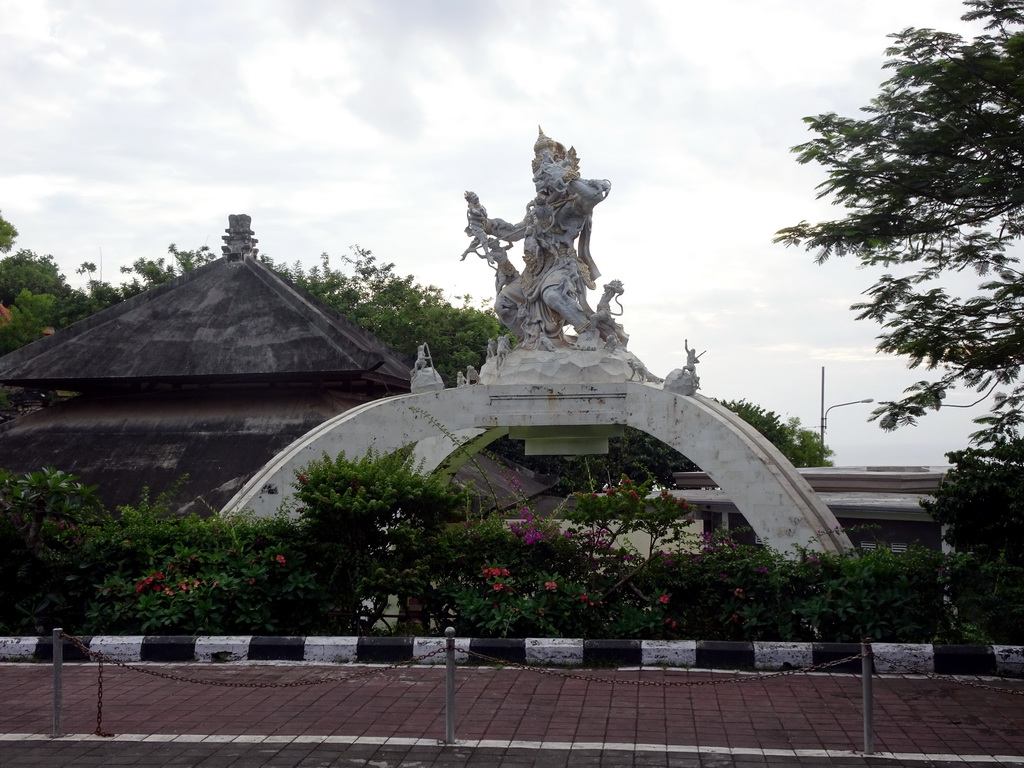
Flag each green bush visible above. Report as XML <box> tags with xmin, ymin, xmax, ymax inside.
<box><xmin>293</xmin><ymin>449</ymin><xmax>471</xmax><ymax>634</ymax></box>
<box><xmin>80</xmin><ymin>506</ymin><xmax>323</xmax><ymax>635</ymax></box>
<box><xmin>2</xmin><ymin>461</ymin><xmax>1022</xmax><ymax>643</ymax></box>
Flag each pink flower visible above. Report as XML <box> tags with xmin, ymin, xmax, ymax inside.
<box><xmin>659</xmin><ymin>594</ymin><xmax>670</xmax><ymax>604</ymax></box>
<box><xmin>544</xmin><ymin>581</ymin><xmax>557</xmax><ymax>591</ymax></box>
<box><xmin>493</xmin><ymin>583</ymin><xmax>504</xmax><ymax>591</ymax></box>
<box><xmin>275</xmin><ymin>554</ymin><xmax>287</xmax><ymax>565</ymax></box>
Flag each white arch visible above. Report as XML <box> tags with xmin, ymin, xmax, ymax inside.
<box><xmin>223</xmin><ymin>383</ymin><xmax>851</xmax><ymax>554</ymax></box>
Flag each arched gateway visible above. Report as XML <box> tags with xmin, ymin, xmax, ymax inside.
<box><xmin>224</xmin><ymin>382</ymin><xmax>852</xmax><ymax>554</ymax></box>
<box><xmin>226</xmin><ymin>130</ymin><xmax>852</xmax><ymax>555</ymax></box>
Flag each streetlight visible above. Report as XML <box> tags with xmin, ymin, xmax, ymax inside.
<box><xmin>818</xmin><ymin>367</ymin><xmax>874</xmax><ymax>460</ymax></box>
<box><xmin>820</xmin><ymin>398</ymin><xmax>874</xmax><ymax>446</ymax></box>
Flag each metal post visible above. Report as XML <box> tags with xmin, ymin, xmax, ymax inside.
<box><xmin>52</xmin><ymin>628</ymin><xmax>63</xmax><ymax>739</ymax></box>
<box><xmin>820</xmin><ymin>366</ymin><xmax>826</xmax><ymax>446</ymax></box>
<box><xmin>861</xmin><ymin>638</ymin><xmax>874</xmax><ymax>755</ymax></box>
<box><xmin>443</xmin><ymin>626</ymin><xmax>457</xmax><ymax>745</ymax></box>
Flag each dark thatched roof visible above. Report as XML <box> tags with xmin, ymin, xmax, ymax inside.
<box><xmin>0</xmin><ymin>255</ymin><xmax>411</xmax><ymax>392</ymax></box>
<box><xmin>0</xmin><ymin>389</ymin><xmax>374</xmax><ymax>514</ymax></box>
<box><xmin>0</xmin><ymin>237</ymin><xmax>418</xmax><ymax>514</ymax></box>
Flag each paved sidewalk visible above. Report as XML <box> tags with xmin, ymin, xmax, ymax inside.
<box><xmin>2</xmin><ymin>661</ymin><xmax>1023</xmax><ymax>766</ymax></box>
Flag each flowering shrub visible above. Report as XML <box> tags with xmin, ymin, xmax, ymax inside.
<box><xmin>428</xmin><ymin>478</ymin><xmax>695</xmax><ymax>638</ymax></box>
<box><xmin>80</xmin><ymin>508</ymin><xmax>322</xmax><ymax>635</ymax></box>
<box><xmin>3</xmin><ymin>461</ymin><xmax>1023</xmax><ymax>643</ymax></box>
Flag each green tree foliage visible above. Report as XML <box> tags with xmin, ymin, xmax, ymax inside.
<box><xmin>117</xmin><ymin>244</ymin><xmax>217</xmax><ymax>299</ymax></box>
<box><xmin>923</xmin><ymin>439</ymin><xmax>1024</xmax><ymax>566</ymax></box>
<box><xmin>0</xmin><ymin>467</ymin><xmax>104</xmax><ymax>632</ymax></box>
<box><xmin>0</xmin><ymin>211</ymin><xmax>17</xmax><ymax>254</ymax></box>
<box><xmin>776</xmin><ymin>0</ymin><xmax>1024</xmax><ymax>441</ymax></box>
<box><xmin>719</xmin><ymin>399</ymin><xmax>834</xmax><ymax>467</ymax></box>
<box><xmin>265</xmin><ymin>248</ymin><xmax>502</xmax><ymax>384</ymax></box>
<box><xmin>292</xmin><ymin>450</ymin><xmax>471</xmax><ymax>633</ymax></box>
<box><xmin>0</xmin><ymin>249</ymin><xmax>70</xmax><ymax>307</ymax></box>
<box><xmin>0</xmin><ymin>467</ymin><xmax>103</xmax><ymax>561</ymax></box>
<box><xmin>0</xmin><ymin>290</ymin><xmax>58</xmax><ymax>355</ymax></box>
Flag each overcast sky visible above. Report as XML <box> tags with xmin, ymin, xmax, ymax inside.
<box><xmin>1</xmin><ymin>0</ymin><xmax>991</xmax><ymax>467</ymax></box>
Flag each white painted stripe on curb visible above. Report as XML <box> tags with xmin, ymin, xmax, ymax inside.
<box><xmin>1</xmin><ymin>733</ymin><xmax>1022</xmax><ymax>762</ymax></box>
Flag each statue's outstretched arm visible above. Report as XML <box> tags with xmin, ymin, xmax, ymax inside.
<box><xmin>570</xmin><ymin>178</ymin><xmax>612</xmax><ymax>214</ymax></box>
<box><xmin>488</xmin><ymin>217</ymin><xmax>528</xmax><ymax>242</ymax></box>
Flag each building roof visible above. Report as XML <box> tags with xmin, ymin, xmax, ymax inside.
<box><xmin>673</xmin><ymin>466</ymin><xmax>949</xmax><ymax>495</ymax></box>
<box><xmin>0</xmin><ymin>254</ymin><xmax>411</xmax><ymax>392</ymax></box>
<box><xmin>0</xmin><ymin>388</ymin><xmax>375</xmax><ymax>514</ymax></box>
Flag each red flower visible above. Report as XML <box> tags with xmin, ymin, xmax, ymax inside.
<box><xmin>493</xmin><ymin>583</ymin><xmax>504</xmax><ymax>591</ymax></box>
<box><xmin>659</xmin><ymin>594</ymin><xmax>670</xmax><ymax>604</ymax></box>
<box><xmin>544</xmin><ymin>581</ymin><xmax>557</xmax><ymax>591</ymax></box>
<box><xmin>275</xmin><ymin>554</ymin><xmax>287</xmax><ymax>565</ymax></box>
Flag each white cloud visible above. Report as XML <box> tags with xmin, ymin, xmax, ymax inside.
<box><xmin>0</xmin><ymin>0</ymin><xmax>992</xmax><ymax>465</ymax></box>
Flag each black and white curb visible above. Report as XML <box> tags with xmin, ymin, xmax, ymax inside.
<box><xmin>2</xmin><ymin>635</ymin><xmax>1022</xmax><ymax>676</ymax></box>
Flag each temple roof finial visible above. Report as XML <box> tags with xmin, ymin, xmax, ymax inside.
<box><xmin>222</xmin><ymin>214</ymin><xmax>259</xmax><ymax>261</ymax></box>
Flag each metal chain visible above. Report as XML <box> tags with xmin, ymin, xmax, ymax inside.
<box><xmin>60</xmin><ymin>631</ymin><xmax>447</xmax><ymax>690</ymax></box>
<box><xmin>94</xmin><ymin>652</ymin><xmax>114</xmax><ymax>738</ymax></box>
<box><xmin>874</xmin><ymin>653</ymin><xmax>1024</xmax><ymax>697</ymax></box>
<box><xmin>459</xmin><ymin>648</ymin><xmax>866</xmax><ymax>687</ymax></box>
<box><xmin>60</xmin><ymin>631</ymin><xmax>449</xmax><ymax>738</ymax></box>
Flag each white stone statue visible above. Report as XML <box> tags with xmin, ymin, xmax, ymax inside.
<box><xmin>461</xmin><ymin>129</ymin><xmax>669</xmax><ymax>388</ymax></box>
<box><xmin>463</xmin><ymin>128</ymin><xmax>614</xmax><ymax>352</ymax></box>
<box><xmin>593</xmin><ymin>280</ymin><xmax>629</xmax><ymax>350</ymax></box>
<box><xmin>664</xmin><ymin>340</ymin><xmax>705</xmax><ymax>396</ymax></box>
<box><xmin>459</xmin><ymin>192</ymin><xmax>494</xmax><ymax>263</ymax></box>
<box><xmin>410</xmin><ymin>342</ymin><xmax>444</xmax><ymax>393</ymax></box>
<box><xmin>495</xmin><ymin>335</ymin><xmax>512</xmax><ymax>368</ymax></box>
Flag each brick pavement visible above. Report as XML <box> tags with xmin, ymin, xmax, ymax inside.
<box><xmin>1</xmin><ymin>661</ymin><xmax>1023</xmax><ymax>767</ymax></box>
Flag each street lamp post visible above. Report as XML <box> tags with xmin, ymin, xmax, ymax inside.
<box><xmin>819</xmin><ymin>366</ymin><xmax>874</xmax><ymax>449</ymax></box>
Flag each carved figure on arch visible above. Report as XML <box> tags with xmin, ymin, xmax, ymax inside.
<box><xmin>664</xmin><ymin>340</ymin><xmax>706</xmax><ymax>396</ymax></box>
<box><xmin>495</xmin><ymin>334</ymin><xmax>512</xmax><ymax>368</ymax></box>
<box><xmin>410</xmin><ymin>342</ymin><xmax>444</xmax><ymax>393</ymax></box>
<box><xmin>593</xmin><ymin>279</ymin><xmax>630</xmax><ymax>350</ymax></box>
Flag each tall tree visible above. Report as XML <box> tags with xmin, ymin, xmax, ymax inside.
<box><xmin>719</xmin><ymin>400</ymin><xmax>834</xmax><ymax>467</ymax></box>
<box><xmin>117</xmin><ymin>244</ymin><xmax>218</xmax><ymax>299</ymax></box>
<box><xmin>0</xmin><ymin>250</ymin><xmax>70</xmax><ymax>308</ymax></box>
<box><xmin>922</xmin><ymin>439</ymin><xmax>1024</xmax><ymax>566</ymax></box>
<box><xmin>0</xmin><ymin>211</ymin><xmax>17</xmax><ymax>254</ymax></box>
<box><xmin>266</xmin><ymin>248</ymin><xmax>502</xmax><ymax>384</ymax></box>
<box><xmin>776</xmin><ymin>0</ymin><xmax>1024</xmax><ymax>442</ymax></box>
<box><xmin>0</xmin><ymin>291</ymin><xmax>58</xmax><ymax>355</ymax></box>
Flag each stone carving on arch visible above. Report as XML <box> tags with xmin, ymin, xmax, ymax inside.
<box><xmin>224</xmin><ymin>383</ymin><xmax>852</xmax><ymax>555</ymax></box>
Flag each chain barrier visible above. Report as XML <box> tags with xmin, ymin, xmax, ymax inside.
<box><xmin>458</xmin><ymin>647</ymin><xmax>867</xmax><ymax>687</ymax></box>
<box><xmin>874</xmin><ymin>652</ymin><xmax>1024</xmax><ymax>697</ymax></box>
<box><xmin>59</xmin><ymin>631</ymin><xmax>448</xmax><ymax>737</ymax></box>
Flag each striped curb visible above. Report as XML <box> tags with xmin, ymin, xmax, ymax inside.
<box><xmin>2</xmin><ymin>635</ymin><xmax>1021</xmax><ymax>675</ymax></box>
